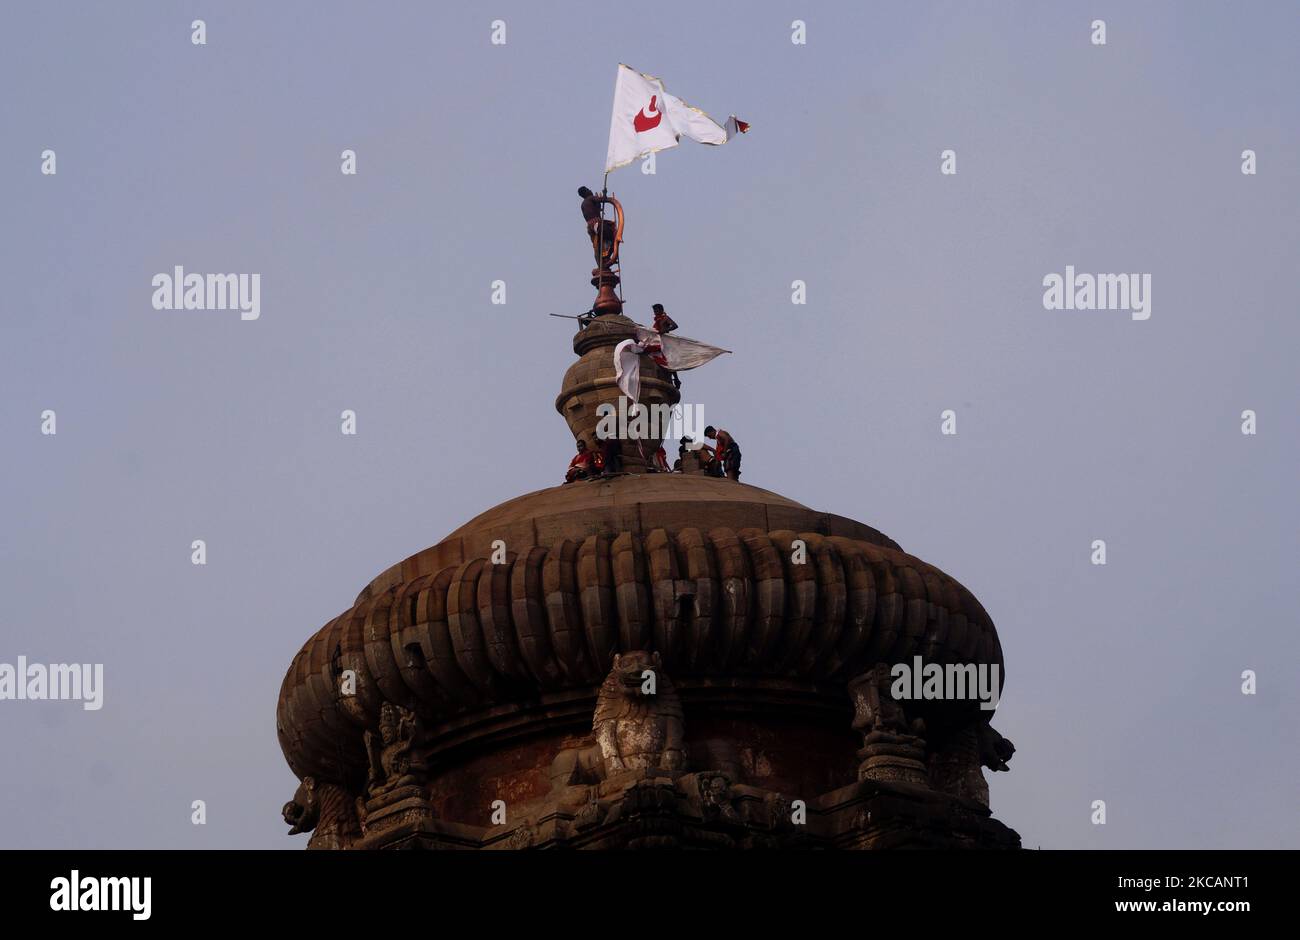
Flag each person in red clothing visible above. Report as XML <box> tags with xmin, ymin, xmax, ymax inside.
<box><xmin>704</xmin><ymin>426</ymin><xmax>741</xmax><ymax>481</ymax></box>
<box><xmin>648</xmin><ymin>445</ymin><xmax>670</xmax><ymax>473</ymax></box>
<box><xmin>651</xmin><ymin>303</ymin><xmax>678</xmax><ymax>334</ymax></box>
<box><xmin>650</xmin><ymin>303</ymin><xmax>681</xmax><ymax>389</ymax></box>
<box><xmin>565</xmin><ymin>439</ymin><xmax>599</xmax><ymax>483</ymax></box>
<box><xmin>597</xmin><ymin>435</ymin><xmax>622</xmax><ymax>477</ymax></box>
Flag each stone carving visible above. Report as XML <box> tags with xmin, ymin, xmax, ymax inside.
<box><xmin>698</xmin><ymin>772</ymin><xmax>741</xmax><ymax>824</ymax></box>
<box><xmin>765</xmin><ymin>793</ymin><xmax>795</xmax><ymax>831</ymax></box>
<box><xmin>977</xmin><ymin>721</ymin><xmax>1015</xmax><ymax>772</ymax></box>
<box><xmin>593</xmin><ymin>651</ymin><xmax>685</xmax><ymax>775</ymax></box>
<box><xmin>282</xmin><ymin>776</ymin><xmax>362</xmax><ymax>849</ymax></box>
<box><xmin>923</xmin><ymin>720</ymin><xmax>1013</xmax><ymax>809</ymax></box>
<box><xmin>689</xmin><ymin>738</ymin><xmax>743</xmax><ymax>783</ymax></box>
<box><xmin>355</xmin><ymin>795</ymin><xmax>370</xmax><ymax>834</ymax></box>
<box><xmin>848</xmin><ymin>665</ymin><xmax>930</xmax><ymax>786</ymax></box>
<box><xmin>365</xmin><ymin>702</ymin><xmax>424</xmax><ymax>797</ymax></box>
<box><xmin>573</xmin><ymin>792</ymin><xmax>606</xmax><ymax>831</ymax></box>
<box><xmin>359</xmin><ymin>701</ymin><xmax>435</xmax><ymax>837</ymax></box>
<box><xmin>282</xmin><ymin>777</ymin><xmax>320</xmax><ymax>835</ymax></box>
<box><xmin>550</xmin><ymin>745</ymin><xmax>607</xmax><ymax>835</ymax></box>
<box><xmin>506</xmin><ymin>822</ymin><xmax>536</xmax><ymax>850</ymax></box>
<box><xmin>927</xmin><ymin>724</ymin><xmax>989</xmax><ymax>806</ymax></box>
<box><xmin>549</xmin><ymin>744</ymin><xmax>606</xmax><ymax>791</ymax></box>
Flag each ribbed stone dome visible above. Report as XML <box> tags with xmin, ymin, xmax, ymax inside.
<box><xmin>276</xmin><ymin>474</ymin><xmax>1004</xmax><ymax>790</ymax></box>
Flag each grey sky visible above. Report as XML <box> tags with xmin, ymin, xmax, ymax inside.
<box><xmin>1</xmin><ymin>1</ymin><xmax>1296</xmax><ymax>848</ymax></box>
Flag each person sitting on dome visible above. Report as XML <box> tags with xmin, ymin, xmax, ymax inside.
<box><xmin>597</xmin><ymin>435</ymin><xmax>623</xmax><ymax>477</ymax></box>
<box><xmin>704</xmin><ymin>426</ymin><xmax>741</xmax><ymax>481</ymax></box>
<box><xmin>648</xmin><ymin>445</ymin><xmax>670</xmax><ymax>473</ymax></box>
<box><xmin>675</xmin><ymin>436</ymin><xmax>702</xmax><ymax>473</ymax></box>
<box><xmin>565</xmin><ymin>439</ymin><xmax>599</xmax><ymax>483</ymax></box>
<box><xmin>697</xmin><ymin>441</ymin><xmax>720</xmax><ymax>476</ymax></box>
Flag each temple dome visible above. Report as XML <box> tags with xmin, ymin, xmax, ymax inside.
<box><xmin>277</xmin><ymin>473</ymin><xmax>1004</xmax><ymax>789</ymax></box>
<box><xmin>275</xmin><ymin>304</ymin><xmax>1017</xmax><ymax>851</ymax></box>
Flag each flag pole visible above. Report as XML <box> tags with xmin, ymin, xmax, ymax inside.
<box><xmin>599</xmin><ymin>172</ymin><xmax>622</xmax><ymax>306</ymax></box>
<box><xmin>596</xmin><ymin>172</ymin><xmax>623</xmax><ymax>307</ymax></box>
<box><xmin>599</xmin><ymin>172</ymin><xmax>609</xmax><ymax>278</ymax></box>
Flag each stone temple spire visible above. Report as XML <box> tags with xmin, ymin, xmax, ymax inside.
<box><xmin>555</xmin><ymin>315</ymin><xmax>680</xmax><ymax>473</ymax></box>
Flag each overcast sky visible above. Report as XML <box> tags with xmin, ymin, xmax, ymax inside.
<box><xmin>2</xmin><ymin>1</ymin><xmax>1296</xmax><ymax>849</ymax></box>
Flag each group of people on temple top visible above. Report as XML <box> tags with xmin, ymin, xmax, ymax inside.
<box><xmin>564</xmin><ymin>425</ymin><xmax>740</xmax><ymax>483</ymax></box>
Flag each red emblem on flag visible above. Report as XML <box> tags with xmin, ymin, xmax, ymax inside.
<box><xmin>633</xmin><ymin>95</ymin><xmax>663</xmax><ymax>132</ymax></box>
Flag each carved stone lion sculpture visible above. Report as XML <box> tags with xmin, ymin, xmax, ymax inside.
<box><xmin>593</xmin><ymin>651</ymin><xmax>685</xmax><ymax>775</ymax></box>
<box><xmin>282</xmin><ymin>776</ymin><xmax>362</xmax><ymax>849</ymax></box>
<box><xmin>977</xmin><ymin>720</ymin><xmax>1015</xmax><ymax>772</ymax></box>
<box><xmin>282</xmin><ymin>777</ymin><xmax>320</xmax><ymax>835</ymax></box>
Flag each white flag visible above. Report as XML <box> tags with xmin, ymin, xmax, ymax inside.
<box><xmin>614</xmin><ymin>324</ymin><xmax>731</xmax><ymax>402</ymax></box>
<box><xmin>613</xmin><ymin>338</ymin><xmax>646</xmax><ymax>404</ymax></box>
<box><xmin>605</xmin><ymin>65</ymin><xmax>746</xmax><ymax>174</ymax></box>
<box><xmin>633</xmin><ymin>327</ymin><xmax>730</xmax><ymax>371</ymax></box>
<box><xmin>660</xmin><ymin>93</ymin><xmax>726</xmax><ymax>146</ymax></box>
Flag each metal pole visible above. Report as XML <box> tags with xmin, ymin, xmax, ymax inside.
<box><xmin>597</xmin><ymin>176</ymin><xmax>608</xmax><ymax>275</ymax></box>
<box><xmin>602</xmin><ymin>174</ymin><xmax>622</xmax><ymax>304</ymax></box>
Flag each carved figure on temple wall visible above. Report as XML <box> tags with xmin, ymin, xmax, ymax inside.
<box><xmin>594</xmin><ymin>651</ymin><xmax>685</xmax><ymax>775</ymax></box>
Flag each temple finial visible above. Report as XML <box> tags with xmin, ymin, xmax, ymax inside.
<box><xmin>578</xmin><ymin>185</ymin><xmax>624</xmax><ymax>316</ymax></box>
